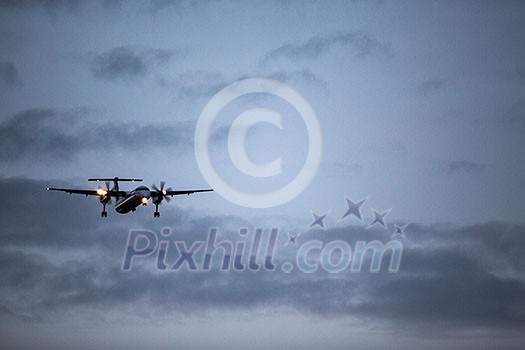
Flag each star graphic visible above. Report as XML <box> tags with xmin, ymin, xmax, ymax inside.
<box><xmin>392</xmin><ymin>224</ymin><xmax>408</xmax><ymax>238</ymax></box>
<box><xmin>285</xmin><ymin>232</ymin><xmax>300</xmax><ymax>246</ymax></box>
<box><xmin>309</xmin><ymin>211</ymin><xmax>329</xmax><ymax>229</ymax></box>
<box><xmin>339</xmin><ymin>196</ymin><xmax>369</xmax><ymax>222</ymax></box>
<box><xmin>367</xmin><ymin>208</ymin><xmax>392</xmax><ymax>230</ymax></box>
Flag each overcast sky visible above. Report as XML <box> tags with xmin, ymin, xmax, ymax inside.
<box><xmin>1</xmin><ymin>1</ymin><xmax>524</xmax><ymax>349</ymax></box>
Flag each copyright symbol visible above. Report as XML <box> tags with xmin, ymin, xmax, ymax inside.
<box><xmin>194</xmin><ymin>78</ymin><xmax>322</xmax><ymax>208</ymax></box>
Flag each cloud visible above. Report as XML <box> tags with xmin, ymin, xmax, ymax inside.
<box><xmin>417</xmin><ymin>79</ymin><xmax>444</xmax><ymax>94</ymax></box>
<box><xmin>0</xmin><ymin>176</ymin><xmax>139</xmax><ymax>250</ymax></box>
<box><xmin>265</xmin><ymin>32</ymin><xmax>392</xmax><ymax>62</ymax></box>
<box><xmin>1</xmin><ymin>177</ymin><xmax>524</xmax><ymax>337</ymax></box>
<box><xmin>160</xmin><ymin>68</ymin><xmax>325</xmax><ymax>102</ymax></box>
<box><xmin>0</xmin><ymin>176</ymin><xmax>224</xmax><ymax>251</ymax></box>
<box><xmin>322</xmin><ymin>161</ymin><xmax>363</xmax><ymax>179</ymax></box>
<box><xmin>515</xmin><ymin>66</ymin><xmax>525</xmax><ymax>82</ymax></box>
<box><xmin>158</xmin><ymin>71</ymin><xmax>227</xmax><ymax>99</ymax></box>
<box><xmin>91</xmin><ymin>46</ymin><xmax>180</xmax><ymax>81</ymax></box>
<box><xmin>149</xmin><ymin>0</ymin><xmax>218</xmax><ymax>12</ymax></box>
<box><xmin>0</xmin><ymin>108</ymin><xmax>194</xmax><ymax>162</ymax></box>
<box><xmin>266</xmin><ymin>69</ymin><xmax>327</xmax><ymax>87</ymax></box>
<box><xmin>471</xmin><ymin>103</ymin><xmax>525</xmax><ymax>128</ymax></box>
<box><xmin>445</xmin><ymin>160</ymin><xmax>487</xmax><ymax>175</ymax></box>
<box><xmin>0</xmin><ymin>0</ymin><xmax>121</xmax><ymax>12</ymax></box>
<box><xmin>0</xmin><ymin>0</ymin><xmax>81</xmax><ymax>9</ymax></box>
<box><xmin>0</xmin><ymin>61</ymin><xmax>19</xmax><ymax>86</ymax></box>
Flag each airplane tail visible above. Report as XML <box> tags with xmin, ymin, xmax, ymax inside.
<box><xmin>88</xmin><ymin>177</ymin><xmax>142</xmax><ymax>196</ymax></box>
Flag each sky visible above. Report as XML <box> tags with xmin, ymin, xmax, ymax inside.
<box><xmin>0</xmin><ymin>0</ymin><xmax>524</xmax><ymax>349</ymax></box>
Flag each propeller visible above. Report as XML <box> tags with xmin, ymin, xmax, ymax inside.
<box><xmin>152</xmin><ymin>181</ymin><xmax>172</xmax><ymax>204</ymax></box>
<box><xmin>97</xmin><ymin>181</ymin><xmax>112</xmax><ymax>204</ymax></box>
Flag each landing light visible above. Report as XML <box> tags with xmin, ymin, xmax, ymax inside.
<box><xmin>141</xmin><ymin>197</ymin><xmax>148</xmax><ymax>204</ymax></box>
<box><xmin>162</xmin><ymin>190</ymin><xmax>167</xmax><ymax>195</ymax></box>
<box><xmin>97</xmin><ymin>188</ymin><xmax>107</xmax><ymax>196</ymax></box>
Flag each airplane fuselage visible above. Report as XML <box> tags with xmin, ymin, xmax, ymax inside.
<box><xmin>114</xmin><ymin>186</ymin><xmax>151</xmax><ymax>214</ymax></box>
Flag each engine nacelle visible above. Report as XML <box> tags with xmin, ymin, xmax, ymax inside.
<box><xmin>152</xmin><ymin>195</ymin><xmax>163</xmax><ymax>205</ymax></box>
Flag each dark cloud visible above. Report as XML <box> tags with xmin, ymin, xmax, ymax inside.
<box><xmin>265</xmin><ymin>32</ymin><xmax>392</xmax><ymax>62</ymax></box>
<box><xmin>0</xmin><ymin>0</ymin><xmax>122</xmax><ymax>12</ymax></box>
<box><xmin>0</xmin><ymin>61</ymin><xmax>19</xmax><ymax>86</ymax></box>
<box><xmin>0</xmin><ymin>108</ymin><xmax>194</xmax><ymax>162</ymax></box>
<box><xmin>0</xmin><ymin>109</ymin><xmax>78</xmax><ymax>161</ymax></box>
<box><xmin>472</xmin><ymin>103</ymin><xmax>525</xmax><ymax>128</ymax></box>
<box><xmin>1</xmin><ymin>177</ymin><xmax>524</xmax><ymax>336</ymax></box>
<box><xmin>91</xmin><ymin>47</ymin><xmax>147</xmax><ymax>80</ymax></box>
<box><xmin>0</xmin><ymin>174</ymin><xmax>230</xmax><ymax>243</ymax></box>
<box><xmin>322</xmin><ymin>161</ymin><xmax>363</xmax><ymax>179</ymax></box>
<box><xmin>4</xmin><ymin>218</ymin><xmax>525</xmax><ymax>334</ymax></box>
<box><xmin>149</xmin><ymin>0</ymin><xmax>218</xmax><ymax>12</ymax></box>
<box><xmin>445</xmin><ymin>160</ymin><xmax>487</xmax><ymax>175</ymax></box>
<box><xmin>91</xmin><ymin>46</ymin><xmax>180</xmax><ymax>81</ymax></box>
<box><xmin>0</xmin><ymin>176</ymin><xmax>120</xmax><ymax>249</ymax></box>
<box><xmin>160</xmin><ymin>69</ymin><xmax>324</xmax><ymax>101</ymax></box>
<box><xmin>417</xmin><ymin>79</ymin><xmax>444</xmax><ymax>94</ymax></box>
<box><xmin>266</xmin><ymin>69</ymin><xmax>326</xmax><ymax>87</ymax></box>
<box><xmin>158</xmin><ymin>71</ymin><xmax>227</xmax><ymax>99</ymax></box>
<box><xmin>515</xmin><ymin>66</ymin><xmax>525</xmax><ymax>81</ymax></box>
<box><xmin>145</xmin><ymin>48</ymin><xmax>178</xmax><ymax>64</ymax></box>
<box><xmin>363</xmin><ymin>141</ymin><xmax>408</xmax><ymax>155</ymax></box>
<box><xmin>0</xmin><ymin>0</ymin><xmax>81</xmax><ymax>8</ymax></box>
<box><xmin>0</xmin><ymin>175</ymin><xmax>245</xmax><ymax>317</ymax></box>
<box><xmin>499</xmin><ymin>104</ymin><xmax>525</xmax><ymax>126</ymax></box>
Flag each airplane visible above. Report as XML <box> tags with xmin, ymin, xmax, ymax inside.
<box><xmin>47</xmin><ymin>177</ymin><xmax>213</xmax><ymax>217</ymax></box>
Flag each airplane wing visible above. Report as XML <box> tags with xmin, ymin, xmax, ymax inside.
<box><xmin>152</xmin><ymin>189</ymin><xmax>214</xmax><ymax>197</ymax></box>
<box><xmin>47</xmin><ymin>188</ymin><xmax>127</xmax><ymax>197</ymax></box>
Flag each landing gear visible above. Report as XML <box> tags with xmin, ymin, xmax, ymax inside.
<box><xmin>101</xmin><ymin>203</ymin><xmax>108</xmax><ymax>217</ymax></box>
<box><xmin>151</xmin><ymin>182</ymin><xmax>172</xmax><ymax>219</ymax></box>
